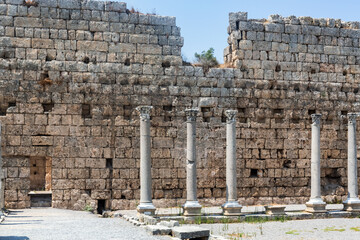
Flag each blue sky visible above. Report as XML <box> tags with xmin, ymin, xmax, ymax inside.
<box><xmin>122</xmin><ymin>0</ymin><xmax>360</xmax><ymax>63</ymax></box>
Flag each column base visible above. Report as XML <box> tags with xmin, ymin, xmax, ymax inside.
<box><xmin>222</xmin><ymin>201</ymin><xmax>243</xmax><ymax>216</ymax></box>
<box><xmin>137</xmin><ymin>202</ymin><xmax>156</xmax><ymax>215</ymax></box>
<box><xmin>305</xmin><ymin>198</ymin><xmax>327</xmax><ymax>213</ymax></box>
<box><xmin>343</xmin><ymin>198</ymin><xmax>360</xmax><ymax>212</ymax></box>
<box><xmin>183</xmin><ymin>201</ymin><xmax>202</xmax><ymax>216</ymax></box>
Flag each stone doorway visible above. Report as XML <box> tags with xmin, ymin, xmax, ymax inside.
<box><xmin>29</xmin><ymin>157</ymin><xmax>52</xmax><ymax>207</ymax></box>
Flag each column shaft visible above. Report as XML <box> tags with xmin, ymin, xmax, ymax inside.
<box><xmin>305</xmin><ymin>114</ymin><xmax>326</xmax><ymax>213</ymax></box>
<box><xmin>310</xmin><ymin>115</ymin><xmax>321</xmax><ymax>199</ymax></box>
<box><xmin>183</xmin><ymin>108</ymin><xmax>202</xmax><ymax>216</ymax></box>
<box><xmin>186</xmin><ymin>119</ymin><xmax>197</xmax><ymax>201</ymax></box>
<box><xmin>343</xmin><ymin>113</ymin><xmax>360</xmax><ymax>211</ymax></box>
<box><xmin>0</xmin><ymin>123</ymin><xmax>3</xmax><ymax>209</ymax></box>
<box><xmin>222</xmin><ymin>110</ymin><xmax>242</xmax><ymax>216</ymax></box>
<box><xmin>226</xmin><ymin>118</ymin><xmax>236</xmax><ymax>202</ymax></box>
<box><xmin>136</xmin><ymin>106</ymin><xmax>155</xmax><ymax>215</ymax></box>
<box><xmin>140</xmin><ymin>116</ymin><xmax>151</xmax><ymax>204</ymax></box>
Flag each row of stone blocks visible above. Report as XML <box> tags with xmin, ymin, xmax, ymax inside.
<box><xmin>133</xmin><ymin>106</ymin><xmax>360</xmax><ymax>216</ymax></box>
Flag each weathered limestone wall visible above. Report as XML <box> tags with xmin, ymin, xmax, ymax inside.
<box><xmin>0</xmin><ymin>0</ymin><xmax>358</xmax><ymax>210</ymax></box>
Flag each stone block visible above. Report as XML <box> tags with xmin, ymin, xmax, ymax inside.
<box><xmin>172</xmin><ymin>226</ymin><xmax>210</xmax><ymax>240</ymax></box>
<box><xmin>146</xmin><ymin>225</ymin><xmax>171</xmax><ymax>236</ymax></box>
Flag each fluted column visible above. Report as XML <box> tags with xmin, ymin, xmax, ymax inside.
<box><xmin>343</xmin><ymin>113</ymin><xmax>360</xmax><ymax>211</ymax></box>
<box><xmin>222</xmin><ymin>110</ymin><xmax>242</xmax><ymax>215</ymax></box>
<box><xmin>136</xmin><ymin>106</ymin><xmax>156</xmax><ymax>215</ymax></box>
<box><xmin>183</xmin><ymin>108</ymin><xmax>202</xmax><ymax>216</ymax></box>
<box><xmin>305</xmin><ymin>114</ymin><xmax>326</xmax><ymax>213</ymax></box>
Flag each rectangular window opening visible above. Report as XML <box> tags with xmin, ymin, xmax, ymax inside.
<box><xmin>250</xmin><ymin>169</ymin><xmax>258</xmax><ymax>178</ymax></box>
<box><xmin>82</xmin><ymin>104</ymin><xmax>92</xmax><ymax>119</ymax></box>
<box><xmin>106</xmin><ymin>158</ymin><xmax>113</xmax><ymax>169</ymax></box>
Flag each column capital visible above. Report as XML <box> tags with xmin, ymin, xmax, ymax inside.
<box><xmin>136</xmin><ymin>106</ymin><xmax>152</xmax><ymax>121</ymax></box>
<box><xmin>185</xmin><ymin>108</ymin><xmax>199</xmax><ymax>122</ymax></box>
<box><xmin>225</xmin><ymin>110</ymin><xmax>237</xmax><ymax>123</ymax></box>
<box><xmin>348</xmin><ymin>113</ymin><xmax>358</xmax><ymax>124</ymax></box>
<box><xmin>311</xmin><ymin>114</ymin><xmax>321</xmax><ymax>125</ymax></box>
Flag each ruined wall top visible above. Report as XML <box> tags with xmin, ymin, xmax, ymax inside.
<box><xmin>228</xmin><ymin>12</ymin><xmax>360</xmax><ymax>30</ymax></box>
<box><xmin>224</xmin><ymin>11</ymin><xmax>360</xmax><ymax>84</ymax></box>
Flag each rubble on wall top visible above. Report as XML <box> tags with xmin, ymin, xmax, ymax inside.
<box><xmin>229</xmin><ymin>11</ymin><xmax>360</xmax><ymax>29</ymax></box>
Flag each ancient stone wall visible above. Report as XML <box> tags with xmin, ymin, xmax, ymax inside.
<box><xmin>0</xmin><ymin>0</ymin><xmax>358</xmax><ymax>210</ymax></box>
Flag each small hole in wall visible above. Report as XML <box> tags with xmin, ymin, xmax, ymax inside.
<box><xmin>82</xmin><ymin>56</ymin><xmax>90</xmax><ymax>64</ymax></box>
<box><xmin>45</xmin><ymin>55</ymin><xmax>54</xmax><ymax>61</ymax></box>
<box><xmin>163</xmin><ymin>105</ymin><xmax>172</xmax><ymax>111</ymax></box>
<box><xmin>239</xmin><ymin>118</ymin><xmax>247</xmax><ymax>123</ymax></box>
<box><xmin>106</xmin><ymin>158</ymin><xmax>113</xmax><ymax>169</ymax></box>
<box><xmin>81</xmin><ymin>104</ymin><xmax>92</xmax><ymax>119</ymax></box>
<box><xmin>85</xmin><ymin>189</ymin><xmax>91</xmax><ymax>195</ymax></box>
<box><xmin>42</xmin><ymin>103</ymin><xmax>54</xmax><ymax>113</ymax></box>
<box><xmin>257</xmin><ymin>117</ymin><xmax>266</xmax><ymax>123</ymax></box>
<box><xmin>310</xmin><ymin>69</ymin><xmax>316</xmax><ymax>74</ymax></box>
<box><xmin>162</xmin><ymin>61</ymin><xmax>171</xmax><ymax>68</ymax></box>
<box><xmin>341</xmin><ymin>111</ymin><xmax>348</xmax><ymax>116</ymax></box>
<box><xmin>250</xmin><ymin>169</ymin><xmax>258</xmax><ymax>178</ymax></box>
<box><xmin>120</xmin><ymin>194</ymin><xmax>126</xmax><ymax>199</ymax></box>
<box><xmin>203</xmin><ymin>117</ymin><xmax>210</xmax><ymax>123</ymax></box>
<box><xmin>221</xmin><ymin>115</ymin><xmax>226</xmax><ymax>123</ymax></box>
<box><xmin>0</xmin><ymin>51</ymin><xmax>12</xmax><ymax>59</ymax></box>
<box><xmin>237</xmin><ymin>108</ymin><xmax>245</xmax><ymax>114</ymax></box>
<box><xmin>273</xmin><ymin>109</ymin><xmax>283</xmax><ymax>114</ymax></box>
<box><xmin>354</xmin><ymin>88</ymin><xmax>359</xmax><ymax>94</ymax></box>
<box><xmin>201</xmin><ymin>107</ymin><xmax>211</xmax><ymax>113</ymax></box>
<box><xmin>8</xmin><ymin>102</ymin><xmax>16</xmax><ymax>108</ymax></box>
<box><xmin>308</xmin><ymin>110</ymin><xmax>316</xmax><ymax>115</ymax></box>
<box><xmin>275</xmin><ymin>65</ymin><xmax>281</xmax><ymax>72</ymax></box>
<box><xmin>291</xmin><ymin>118</ymin><xmax>300</xmax><ymax>124</ymax></box>
<box><xmin>124</xmin><ymin>58</ymin><xmax>130</xmax><ymax>66</ymax></box>
<box><xmin>294</xmin><ymin>84</ymin><xmax>300</xmax><ymax>92</ymax></box>
<box><xmin>283</xmin><ymin>160</ymin><xmax>291</xmax><ymax>168</ymax></box>
<box><xmin>325</xmin><ymin>119</ymin><xmax>333</xmax><ymax>125</ymax></box>
<box><xmin>164</xmin><ymin>115</ymin><xmax>172</xmax><ymax>122</ymax></box>
<box><xmin>39</xmin><ymin>72</ymin><xmax>52</xmax><ymax>87</ymax></box>
<box><xmin>343</xmin><ymin>70</ymin><xmax>348</xmax><ymax>76</ymax></box>
<box><xmin>123</xmin><ymin>105</ymin><xmax>132</xmax><ymax>120</ymax></box>
<box><xmin>33</xmin><ymin>164</ymin><xmax>36</xmax><ymax>167</ymax></box>
<box><xmin>34</xmin><ymin>172</ymin><xmax>37</xmax><ymax>175</ymax></box>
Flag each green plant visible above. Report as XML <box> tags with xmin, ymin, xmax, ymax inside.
<box><xmin>350</xmin><ymin>227</ymin><xmax>360</xmax><ymax>231</ymax></box>
<box><xmin>222</xmin><ymin>223</ymin><xmax>229</xmax><ymax>232</ymax></box>
<box><xmin>179</xmin><ymin>218</ymin><xmax>186</xmax><ymax>225</ymax></box>
<box><xmin>221</xmin><ymin>217</ymin><xmax>230</xmax><ymax>224</ymax></box>
<box><xmin>285</xmin><ymin>230</ymin><xmax>299</xmax><ymax>235</ymax></box>
<box><xmin>83</xmin><ymin>204</ymin><xmax>94</xmax><ymax>212</ymax></box>
<box><xmin>205</xmin><ymin>217</ymin><xmax>214</xmax><ymax>224</ymax></box>
<box><xmin>194</xmin><ymin>47</ymin><xmax>218</xmax><ymax>71</ymax></box>
<box><xmin>195</xmin><ymin>216</ymin><xmax>202</xmax><ymax>225</ymax></box>
<box><xmin>324</xmin><ymin>226</ymin><xmax>345</xmax><ymax>232</ymax></box>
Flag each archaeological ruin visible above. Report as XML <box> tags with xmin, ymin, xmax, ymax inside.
<box><xmin>1</xmin><ymin>0</ymin><xmax>360</xmax><ymax>213</ymax></box>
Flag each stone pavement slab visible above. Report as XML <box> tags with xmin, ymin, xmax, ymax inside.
<box><xmin>0</xmin><ymin>208</ymin><xmax>170</xmax><ymax>240</ymax></box>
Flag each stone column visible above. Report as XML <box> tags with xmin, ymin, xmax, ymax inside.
<box><xmin>183</xmin><ymin>108</ymin><xmax>202</xmax><ymax>216</ymax></box>
<box><xmin>305</xmin><ymin>114</ymin><xmax>326</xmax><ymax>213</ymax></box>
<box><xmin>343</xmin><ymin>113</ymin><xmax>360</xmax><ymax>211</ymax></box>
<box><xmin>0</xmin><ymin>122</ymin><xmax>4</xmax><ymax>209</ymax></box>
<box><xmin>222</xmin><ymin>110</ymin><xmax>242</xmax><ymax>215</ymax></box>
<box><xmin>136</xmin><ymin>106</ymin><xmax>156</xmax><ymax>215</ymax></box>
